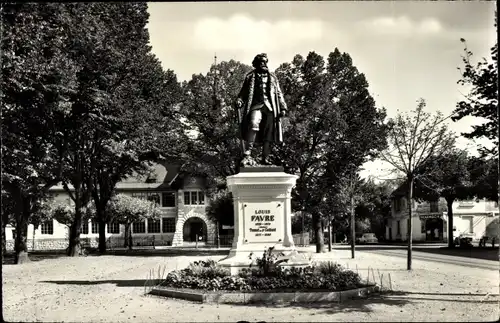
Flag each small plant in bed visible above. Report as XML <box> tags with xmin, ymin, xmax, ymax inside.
<box><xmin>160</xmin><ymin>248</ymin><xmax>368</xmax><ymax>293</ymax></box>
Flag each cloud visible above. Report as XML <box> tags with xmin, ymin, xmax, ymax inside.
<box><xmin>192</xmin><ymin>14</ymin><xmax>324</xmax><ymax>52</ymax></box>
<box><xmin>363</xmin><ymin>16</ymin><xmax>443</xmax><ymax>35</ymax></box>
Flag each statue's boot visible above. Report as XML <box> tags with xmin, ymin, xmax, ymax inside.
<box><xmin>243</xmin><ymin>130</ymin><xmax>256</xmax><ymax>157</ymax></box>
<box><xmin>241</xmin><ymin>137</ymin><xmax>255</xmax><ymax>166</ymax></box>
<box><xmin>243</xmin><ymin>142</ymin><xmax>254</xmax><ymax>157</ymax></box>
<box><xmin>261</xmin><ymin>142</ymin><xmax>272</xmax><ymax>165</ymax></box>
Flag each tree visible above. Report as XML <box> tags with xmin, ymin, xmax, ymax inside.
<box><xmin>1</xmin><ymin>190</ymin><xmax>15</xmax><ymax>258</ymax></box>
<box><xmin>205</xmin><ymin>189</ymin><xmax>234</xmax><ymax>228</ymax></box>
<box><xmin>106</xmin><ymin>194</ymin><xmax>161</xmax><ymax>250</ymax></box>
<box><xmin>84</xmin><ymin>4</ymin><xmax>184</xmax><ymax>254</ymax></box>
<box><xmin>49</xmin><ymin>3</ymin><xmax>182</xmax><ymax>256</ymax></box>
<box><xmin>414</xmin><ymin>149</ymin><xmax>472</xmax><ymax>247</ymax></box>
<box><xmin>380</xmin><ymin>99</ymin><xmax>456</xmax><ymax>269</ymax></box>
<box><xmin>180</xmin><ymin>59</ymin><xmax>253</xmax><ymax>189</ymax></box>
<box><xmin>355</xmin><ymin>179</ymin><xmax>395</xmax><ymax>239</ymax></box>
<box><xmin>45</xmin><ymin>200</ymin><xmax>94</xmax><ymax>228</ymax></box>
<box><xmin>274</xmin><ymin>49</ymin><xmax>389</xmax><ymax>253</ymax></box>
<box><xmin>322</xmin><ymin>172</ymin><xmax>366</xmax><ymax>256</ymax></box>
<box><xmin>1</xmin><ymin>3</ymin><xmax>78</xmax><ymax>263</ymax></box>
<box><xmin>291</xmin><ymin>211</ymin><xmax>312</xmax><ymax>235</ymax></box>
<box><xmin>452</xmin><ymin>39</ymin><xmax>498</xmax><ymax>157</ymax></box>
<box><xmin>468</xmin><ymin>156</ymin><xmax>498</xmax><ymax>202</ymax></box>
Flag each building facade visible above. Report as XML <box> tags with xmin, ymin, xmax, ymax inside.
<box><xmin>5</xmin><ymin>163</ymin><xmax>219</xmax><ymax>251</ymax></box>
<box><xmin>385</xmin><ymin>191</ymin><xmax>499</xmax><ymax>243</ymax></box>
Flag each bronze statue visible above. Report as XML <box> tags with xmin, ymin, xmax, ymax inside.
<box><xmin>235</xmin><ymin>53</ymin><xmax>287</xmax><ymax>166</ymax></box>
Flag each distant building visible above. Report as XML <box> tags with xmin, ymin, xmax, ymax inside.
<box><xmin>385</xmin><ymin>186</ymin><xmax>498</xmax><ymax>243</ymax></box>
<box><xmin>5</xmin><ymin>162</ymin><xmax>220</xmax><ymax>251</ymax></box>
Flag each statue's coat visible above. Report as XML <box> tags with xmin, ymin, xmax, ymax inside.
<box><xmin>237</xmin><ymin>70</ymin><xmax>288</xmax><ymax>144</ymax></box>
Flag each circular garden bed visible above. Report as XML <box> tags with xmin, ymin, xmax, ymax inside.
<box><xmin>150</xmin><ymin>253</ymin><xmax>379</xmax><ymax>304</ymax></box>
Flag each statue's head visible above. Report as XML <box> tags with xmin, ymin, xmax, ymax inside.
<box><xmin>252</xmin><ymin>53</ymin><xmax>268</xmax><ymax>73</ymax></box>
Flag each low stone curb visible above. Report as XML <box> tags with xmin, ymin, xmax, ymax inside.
<box><xmin>150</xmin><ymin>285</ymin><xmax>379</xmax><ymax>304</ymax></box>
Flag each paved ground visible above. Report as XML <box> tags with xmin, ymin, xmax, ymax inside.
<box><xmin>2</xmin><ymin>247</ymin><xmax>499</xmax><ymax>322</ymax></box>
<box><xmin>322</xmin><ymin>244</ymin><xmax>499</xmax><ymax>270</ymax></box>
<box><xmin>358</xmin><ymin>243</ymin><xmax>499</xmax><ymax>262</ymax></box>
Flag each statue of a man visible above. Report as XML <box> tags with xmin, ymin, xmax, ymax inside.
<box><xmin>235</xmin><ymin>53</ymin><xmax>287</xmax><ymax>166</ymax></box>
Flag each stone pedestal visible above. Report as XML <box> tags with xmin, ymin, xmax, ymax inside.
<box><xmin>219</xmin><ymin>168</ymin><xmax>308</xmax><ymax>274</ymax></box>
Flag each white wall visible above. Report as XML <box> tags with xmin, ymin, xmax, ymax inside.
<box><xmin>453</xmin><ymin>214</ymin><xmax>491</xmax><ymax>239</ymax></box>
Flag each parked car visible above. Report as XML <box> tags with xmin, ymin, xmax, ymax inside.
<box><xmin>358</xmin><ymin>233</ymin><xmax>379</xmax><ymax>244</ymax></box>
<box><xmin>348</xmin><ymin>233</ymin><xmax>363</xmax><ymax>244</ymax></box>
<box><xmin>454</xmin><ymin>233</ymin><xmax>474</xmax><ymax>247</ymax></box>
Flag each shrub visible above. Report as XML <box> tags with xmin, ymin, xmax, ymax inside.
<box><xmin>185</xmin><ymin>259</ymin><xmax>230</xmax><ymax>279</ymax></box>
<box><xmin>160</xmin><ymin>257</ymin><xmax>365</xmax><ymax>292</ymax></box>
<box><xmin>248</xmin><ymin>246</ymin><xmax>285</xmax><ymax>277</ymax></box>
<box><xmin>315</xmin><ymin>261</ymin><xmax>343</xmax><ymax>276</ymax></box>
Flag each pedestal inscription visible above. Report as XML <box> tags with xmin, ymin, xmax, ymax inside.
<box><xmin>244</xmin><ymin>202</ymin><xmax>283</xmax><ymax>243</ymax></box>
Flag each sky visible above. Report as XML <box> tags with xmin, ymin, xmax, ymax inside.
<box><xmin>146</xmin><ymin>1</ymin><xmax>497</xmax><ymax>180</ymax></box>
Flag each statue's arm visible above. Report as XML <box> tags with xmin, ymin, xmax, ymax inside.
<box><xmin>236</xmin><ymin>75</ymin><xmax>250</xmax><ymax>107</ymax></box>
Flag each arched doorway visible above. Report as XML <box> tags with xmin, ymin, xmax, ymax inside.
<box><xmin>183</xmin><ymin>217</ymin><xmax>208</xmax><ymax>243</ymax></box>
<box><xmin>425</xmin><ymin>218</ymin><xmax>444</xmax><ymax>241</ymax></box>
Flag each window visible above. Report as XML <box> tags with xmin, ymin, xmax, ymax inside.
<box><xmin>41</xmin><ymin>220</ymin><xmax>54</xmax><ymax>235</ymax></box>
<box><xmin>397</xmin><ymin>220</ymin><xmax>401</xmax><ymax>235</ymax></box>
<box><xmin>132</xmin><ymin>192</ymin><xmax>147</xmax><ymax>200</ymax></box>
<box><xmin>81</xmin><ymin>221</ymin><xmax>89</xmax><ymax>234</ymax></box>
<box><xmin>162</xmin><ymin>218</ymin><xmax>176</xmax><ymax>233</ymax></box>
<box><xmin>430</xmin><ymin>201</ymin><xmax>439</xmax><ymax>213</ymax></box>
<box><xmin>184</xmin><ymin>191</ymin><xmax>205</xmax><ymax>205</ymax></box>
<box><xmin>421</xmin><ymin>220</ymin><xmax>426</xmax><ymax>233</ymax></box>
<box><xmin>107</xmin><ymin>222</ymin><xmax>120</xmax><ymax>234</ymax></box>
<box><xmin>148</xmin><ymin>218</ymin><xmax>161</xmax><ymax>233</ymax></box>
<box><xmin>91</xmin><ymin>221</ymin><xmax>99</xmax><ymax>234</ymax></box>
<box><xmin>161</xmin><ymin>192</ymin><xmax>176</xmax><ymax>207</ymax></box>
<box><xmin>133</xmin><ymin>221</ymin><xmax>146</xmax><ymax>233</ymax></box>
<box><xmin>191</xmin><ymin>191</ymin><xmax>198</xmax><ymax>205</ymax></box>
<box><xmin>147</xmin><ymin>192</ymin><xmax>160</xmax><ymax>205</ymax></box>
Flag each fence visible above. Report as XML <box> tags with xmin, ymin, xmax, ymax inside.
<box><xmin>208</xmin><ymin>234</ymin><xmax>310</xmax><ymax>248</ymax></box>
<box><xmin>6</xmin><ymin>232</ymin><xmax>310</xmax><ymax>252</ymax></box>
<box><xmin>105</xmin><ymin>236</ymin><xmax>173</xmax><ymax>249</ymax></box>
<box><xmin>206</xmin><ymin>234</ymin><xmax>233</xmax><ymax>247</ymax></box>
<box><xmin>292</xmin><ymin>233</ymin><xmax>310</xmax><ymax>246</ymax></box>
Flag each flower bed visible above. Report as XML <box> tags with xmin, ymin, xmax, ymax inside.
<box><xmin>159</xmin><ymin>258</ymin><xmax>368</xmax><ymax>293</ymax></box>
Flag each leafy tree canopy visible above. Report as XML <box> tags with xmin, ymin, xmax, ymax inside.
<box><xmin>452</xmin><ymin>38</ymin><xmax>498</xmax><ymax>157</ymax></box>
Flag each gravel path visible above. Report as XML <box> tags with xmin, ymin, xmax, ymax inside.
<box><xmin>3</xmin><ymin>248</ymin><xmax>498</xmax><ymax>322</ymax></box>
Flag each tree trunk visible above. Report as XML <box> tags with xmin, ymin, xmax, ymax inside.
<box><xmin>2</xmin><ymin>224</ymin><xmax>7</xmax><ymax>258</ymax></box>
<box><xmin>327</xmin><ymin>214</ymin><xmax>332</xmax><ymax>252</ymax></box>
<box><xmin>14</xmin><ymin>209</ymin><xmax>30</xmax><ymax>264</ymax></box>
<box><xmin>312</xmin><ymin>212</ymin><xmax>324</xmax><ymax>253</ymax></box>
<box><xmin>124</xmin><ymin>223</ymin><xmax>129</xmax><ymax>248</ymax></box>
<box><xmin>67</xmin><ymin>201</ymin><xmax>82</xmax><ymax>257</ymax></box>
<box><xmin>446</xmin><ymin>197</ymin><xmax>455</xmax><ymax>248</ymax></box>
<box><xmin>98</xmin><ymin>216</ymin><xmax>107</xmax><ymax>254</ymax></box>
<box><xmin>32</xmin><ymin>224</ymin><xmax>36</xmax><ymax>252</ymax></box>
<box><xmin>407</xmin><ymin>176</ymin><xmax>414</xmax><ymax>270</ymax></box>
<box><xmin>351</xmin><ymin>194</ymin><xmax>356</xmax><ymax>259</ymax></box>
<box><xmin>128</xmin><ymin>224</ymin><xmax>133</xmax><ymax>251</ymax></box>
<box><xmin>2</xmin><ymin>207</ymin><xmax>9</xmax><ymax>261</ymax></box>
